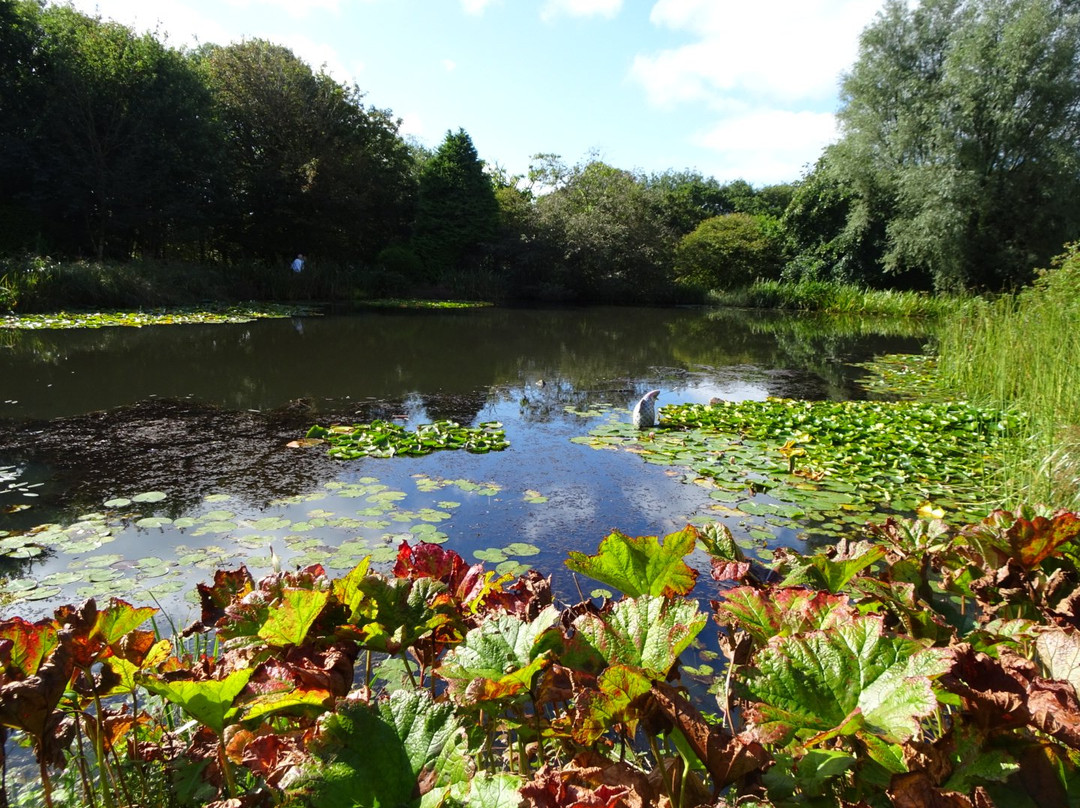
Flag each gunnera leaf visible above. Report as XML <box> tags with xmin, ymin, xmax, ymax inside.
<box><xmin>572</xmin><ymin>595</ymin><xmax>707</xmax><ymax>678</ymax></box>
<box><xmin>440</xmin><ymin>606</ymin><xmax>561</xmax><ymax>704</ymax></box>
<box><xmin>738</xmin><ymin>615</ymin><xmax>951</xmax><ymax>748</ymax></box>
<box><xmin>565</xmin><ymin>526</ymin><xmax>699</xmax><ymax>598</ymax></box>
<box><xmin>295</xmin><ymin>689</ymin><xmax>464</xmax><ymax>808</ymax></box>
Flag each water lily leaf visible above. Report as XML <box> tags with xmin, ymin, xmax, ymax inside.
<box><xmin>131</xmin><ymin>491</ymin><xmax>167</xmax><ymax>503</ymax></box>
<box><xmin>565</xmin><ymin>526</ymin><xmax>699</xmax><ymax>597</ymax></box>
<box><xmin>135</xmin><ymin>516</ymin><xmax>172</xmax><ymax>529</ymax></box>
<box><xmin>573</xmin><ymin>595</ymin><xmax>707</xmax><ymax>678</ymax></box>
<box><xmin>138</xmin><ymin>666</ymin><xmax>254</xmax><ymax>736</ymax></box>
<box><xmin>739</xmin><ymin>615</ymin><xmax>951</xmax><ymax>748</ymax></box>
<box><xmin>496</xmin><ymin>560</ymin><xmax>530</xmax><ymax>577</ymax></box>
<box><xmin>504</xmin><ymin>542</ymin><xmax>540</xmax><ymax>557</ymax></box>
<box><xmin>474</xmin><ymin>548</ymin><xmax>507</xmax><ymax>564</ymax></box>
<box><xmin>103</xmin><ymin>498</ymin><xmax>132</xmax><ymax>508</ymax></box>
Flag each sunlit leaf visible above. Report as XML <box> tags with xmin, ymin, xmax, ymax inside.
<box><xmin>739</xmin><ymin>615</ymin><xmax>951</xmax><ymax>747</ymax></box>
<box><xmin>137</xmin><ymin>666</ymin><xmax>254</xmax><ymax>736</ymax></box>
<box><xmin>257</xmin><ymin>587</ymin><xmax>330</xmax><ymax>647</ymax></box>
<box><xmin>565</xmin><ymin>526</ymin><xmax>699</xmax><ymax>597</ymax></box>
<box><xmin>573</xmin><ymin>595</ymin><xmax>707</xmax><ymax>677</ymax></box>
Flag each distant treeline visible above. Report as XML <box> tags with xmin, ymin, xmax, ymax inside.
<box><xmin>2</xmin><ymin>0</ymin><xmax>1079</xmax><ymax>304</ymax></box>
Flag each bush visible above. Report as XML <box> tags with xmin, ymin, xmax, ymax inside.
<box><xmin>675</xmin><ymin>213</ymin><xmax>783</xmax><ymax>291</ymax></box>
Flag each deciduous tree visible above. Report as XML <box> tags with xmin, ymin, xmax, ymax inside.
<box><xmin>832</xmin><ymin>0</ymin><xmax>1080</xmax><ymax>290</ymax></box>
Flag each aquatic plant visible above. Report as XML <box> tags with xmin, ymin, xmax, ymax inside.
<box><xmin>304</xmin><ymin>420</ymin><xmax>509</xmax><ymax>459</ymax></box>
<box><xmin>0</xmin><ymin>303</ymin><xmax>318</xmax><ymax>330</ymax></box>
<box><xmin>579</xmin><ymin>397</ymin><xmax>1019</xmax><ymax>540</ymax></box>
<box><xmin>3</xmin><ymin>510</ymin><xmax>1080</xmax><ymax>806</ymax></box>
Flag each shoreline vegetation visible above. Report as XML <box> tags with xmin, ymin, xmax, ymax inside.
<box><xmin>3</xmin><ymin>244</ymin><xmax>1078</xmax><ymax>517</ymax></box>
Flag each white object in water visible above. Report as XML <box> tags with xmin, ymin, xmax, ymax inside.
<box><xmin>632</xmin><ymin>389</ymin><xmax>660</xmax><ymax>429</ymax></box>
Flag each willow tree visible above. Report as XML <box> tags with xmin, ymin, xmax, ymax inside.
<box><xmin>830</xmin><ymin>0</ymin><xmax>1080</xmax><ymax>290</ymax></box>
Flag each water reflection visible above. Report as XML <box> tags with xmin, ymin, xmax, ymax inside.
<box><xmin>0</xmin><ymin>306</ymin><xmax>927</xmax><ymax>421</ymax></box>
<box><xmin>0</xmin><ymin>306</ymin><xmax>929</xmax><ymax>618</ymax></box>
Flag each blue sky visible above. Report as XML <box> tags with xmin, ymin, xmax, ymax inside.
<box><xmin>62</xmin><ymin>0</ymin><xmax>885</xmax><ymax>186</ymax></box>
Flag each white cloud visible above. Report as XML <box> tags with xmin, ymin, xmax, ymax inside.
<box><xmin>693</xmin><ymin>108</ymin><xmax>839</xmax><ymax>183</ymax></box>
<box><xmin>634</xmin><ymin>0</ymin><xmax>880</xmax><ymax>106</ymax></box>
<box><xmin>541</xmin><ymin>0</ymin><xmax>623</xmax><ymax>22</ymax></box>
<box><xmin>442</xmin><ymin>59</ymin><xmax>457</xmax><ymax>72</ymax></box>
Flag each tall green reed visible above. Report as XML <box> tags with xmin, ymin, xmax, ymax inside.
<box><xmin>709</xmin><ymin>279</ymin><xmax>962</xmax><ymax>318</ymax></box>
<box><xmin>936</xmin><ymin>243</ymin><xmax>1080</xmax><ymax>510</ymax></box>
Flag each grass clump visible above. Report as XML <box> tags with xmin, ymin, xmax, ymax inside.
<box><xmin>936</xmin><ymin>243</ymin><xmax>1080</xmax><ymax>510</ymax></box>
<box><xmin>710</xmin><ymin>279</ymin><xmax>962</xmax><ymax>318</ymax></box>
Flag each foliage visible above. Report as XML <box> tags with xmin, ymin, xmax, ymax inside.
<box><xmin>826</xmin><ymin>0</ymin><xmax>1080</xmax><ymax>291</ymax></box>
<box><xmin>578</xmin><ymin>397</ymin><xmax>1020</xmax><ymax>542</ymax></box>
<box><xmin>1</xmin><ymin>2</ymin><xmax>221</xmax><ymax>260</ymax></box>
<box><xmin>675</xmin><ymin>213</ymin><xmax>785</xmax><ymax>291</ymax></box>
<box><xmin>708</xmin><ymin>279</ymin><xmax>961</xmax><ymax>317</ymax></box>
<box><xmin>531</xmin><ymin>157</ymin><xmax>680</xmax><ymax>303</ymax></box>
<box><xmin>304</xmin><ymin>420</ymin><xmax>509</xmax><ymax>459</ymax></box>
<box><xmin>936</xmin><ymin>242</ymin><xmax>1080</xmax><ymax>510</ymax></box>
<box><xmin>6</xmin><ymin>511</ymin><xmax>1080</xmax><ymax>807</ymax></box>
<box><xmin>0</xmin><ymin>303</ymin><xmax>317</xmax><ymax>329</ymax></box>
<box><xmin>197</xmin><ymin>39</ymin><xmax>415</xmax><ymax>264</ymax></box>
<box><xmin>411</xmin><ymin>129</ymin><xmax>499</xmax><ymax>282</ymax></box>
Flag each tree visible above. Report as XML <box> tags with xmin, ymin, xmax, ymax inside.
<box><xmin>199</xmin><ymin>40</ymin><xmax>414</xmax><ymax>262</ymax></box>
<box><xmin>411</xmin><ymin>129</ymin><xmax>498</xmax><ymax>278</ymax></box>
<box><xmin>1</xmin><ymin>3</ymin><xmax>221</xmax><ymax>258</ymax></box>
<box><xmin>533</xmin><ymin>158</ymin><xmax>678</xmax><ymax>301</ymax></box>
<box><xmin>675</xmin><ymin>213</ymin><xmax>784</xmax><ymax>291</ymax></box>
<box><xmin>832</xmin><ymin>0</ymin><xmax>1080</xmax><ymax>290</ymax></box>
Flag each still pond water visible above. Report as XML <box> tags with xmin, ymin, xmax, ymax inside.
<box><xmin>0</xmin><ymin>306</ymin><xmax>926</xmax><ymax>622</ymax></box>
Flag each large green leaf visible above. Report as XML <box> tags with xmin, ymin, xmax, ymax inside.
<box><xmin>350</xmin><ymin>576</ymin><xmax>457</xmax><ymax>654</ymax></box>
<box><xmin>738</xmin><ymin>615</ymin><xmax>950</xmax><ymax>748</ymax></box>
<box><xmin>257</xmin><ymin>587</ymin><xmax>330</xmax><ymax>647</ymax></box>
<box><xmin>137</xmin><ymin>666</ymin><xmax>254</xmax><ymax>736</ymax></box>
<box><xmin>565</xmin><ymin>526</ymin><xmax>699</xmax><ymax>597</ymax></box>
<box><xmin>712</xmin><ymin>587</ymin><xmax>856</xmax><ymax>646</ymax></box>
<box><xmin>296</xmin><ymin>689</ymin><xmax>464</xmax><ymax>808</ymax></box>
<box><xmin>572</xmin><ymin>595</ymin><xmax>707</xmax><ymax>678</ymax></box>
<box><xmin>440</xmin><ymin>606</ymin><xmax>560</xmax><ymax>703</ymax></box>
<box><xmin>421</xmin><ymin>773</ymin><xmax>524</xmax><ymax>808</ymax></box>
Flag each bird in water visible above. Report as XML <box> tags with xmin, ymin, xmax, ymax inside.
<box><xmin>632</xmin><ymin>389</ymin><xmax>660</xmax><ymax>429</ymax></box>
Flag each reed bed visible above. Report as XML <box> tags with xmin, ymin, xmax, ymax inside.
<box><xmin>936</xmin><ymin>244</ymin><xmax>1080</xmax><ymax>510</ymax></box>
<box><xmin>709</xmin><ymin>279</ymin><xmax>963</xmax><ymax>318</ymax></box>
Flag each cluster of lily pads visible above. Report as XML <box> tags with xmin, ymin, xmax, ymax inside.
<box><xmin>358</xmin><ymin>299</ymin><xmax>493</xmax><ymax>309</ymax></box>
<box><xmin>0</xmin><ymin>475</ymin><xmax>545</xmax><ymax>611</ymax></box>
<box><xmin>851</xmin><ymin>353</ymin><xmax>943</xmax><ymax>400</ymax></box>
<box><xmin>0</xmin><ymin>303</ymin><xmax>317</xmax><ymax>330</ymax></box>
<box><xmin>577</xmin><ymin>396</ymin><xmax>1020</xmax><ymax>544</ymax></box>
<box><xmin>303</xmin><ymin>420</ymin><xmax>509</xmax><ymax>459</ymax></box>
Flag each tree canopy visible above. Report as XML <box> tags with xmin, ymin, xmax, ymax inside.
<box><xmin>822</xmin><ymin>0</ymin><xmax>1080</xmax><ymax>290</ymax></box>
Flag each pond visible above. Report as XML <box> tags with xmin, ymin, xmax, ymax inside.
<box><xmin>0</xmin><ymin>306</ymin><xmax>928</xmax><ymax>623</ymax></box>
